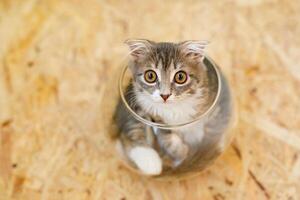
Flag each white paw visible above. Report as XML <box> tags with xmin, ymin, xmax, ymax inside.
<box><xmin>129</xmin><ymin>147</ymin><xmax>162</xmax><ymax>175</ymax></box>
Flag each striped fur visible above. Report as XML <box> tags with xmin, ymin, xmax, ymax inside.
<box><xmin>114</xmin><ymin>40</ymin><xmax>232</xmax><ymax>176</ymax></box>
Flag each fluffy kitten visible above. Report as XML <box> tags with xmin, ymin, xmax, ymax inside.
<box><xmin>114</xmin><ymin>39</ymin><xmax>232</xmax><ymax>176</ymax></box>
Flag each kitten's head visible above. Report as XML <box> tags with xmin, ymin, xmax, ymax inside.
<box><xmin>125</xmin><ymin>39</ymin><xmax>210</xmax><ymax>121</ymax></box>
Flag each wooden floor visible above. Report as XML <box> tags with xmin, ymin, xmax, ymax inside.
<box><xmin>0</xmin><ymin>0</ymin><xmax>300</xmax><ymax>199</ymax></box>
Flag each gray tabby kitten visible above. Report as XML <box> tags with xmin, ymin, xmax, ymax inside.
<box><xmin>114</xmin><ymin>39</ymin><xmax>233</xmax><ymax>176</ymax></box>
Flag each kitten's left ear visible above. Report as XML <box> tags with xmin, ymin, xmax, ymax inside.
<box><xmin>178</xmin><ymin>40</ymin><xmax>209</xmax><ymax>62</ymax></box>
<box><xmin>124</xmin><ymin>39</ymin><xmax>154</xmax><ymax>60</ymax></box>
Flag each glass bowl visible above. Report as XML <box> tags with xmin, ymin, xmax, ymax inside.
<box><xmin>114</xmin><ymin>56</ymin><xmax>236</xmax><ymax>179</ymax></box>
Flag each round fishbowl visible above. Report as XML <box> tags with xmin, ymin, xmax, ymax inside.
<box><xmin>114</xmin><ymin>55</ymin><xmax>236</xmax><ymax>179</ymax></box>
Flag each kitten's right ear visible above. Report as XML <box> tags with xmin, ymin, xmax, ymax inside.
<box><xmin>178</xmin><ymin>40</ymin><xmax>209</xmax><ymax>62</ymax></box>
<box><xmin>125</xmin><ymin>39</ymin><xmax>153</xmax><ymax>60</ymax></box>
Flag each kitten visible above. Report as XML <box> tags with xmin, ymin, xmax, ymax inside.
<box><xmin>114</xmin><ymin>39</ymin><xmax>232</xmax><ymax>176</ymax></box>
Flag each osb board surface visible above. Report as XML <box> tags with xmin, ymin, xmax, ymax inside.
<box><xmin>0</xmin><ymin>0</ymin><xmax>299</xmax><ymax>199</ymax></box>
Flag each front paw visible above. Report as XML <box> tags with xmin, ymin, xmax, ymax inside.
<box><xmin>162</xmin><ymin>134</ymin><xmax>189</xmax><ymax>166</ymax></box>
<box><xmin>129</xmin><ymin>146</ymin><xmax>162</xmax><ymax>175</ymax></box>
<box><xmin>171</xmin><ymin>143</ymin><xmax>189</xmax><ymax>167</ymax></box>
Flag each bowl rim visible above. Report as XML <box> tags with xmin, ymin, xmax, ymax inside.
<box><xmin>118</xmin><ymin>55</ymin><xmax>222</xmax><ymax>129</ymax></box>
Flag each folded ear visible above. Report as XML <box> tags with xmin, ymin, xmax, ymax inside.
<box><xmin>124</xmin><ymin>39</ymin><xmax>154</xmax><ymax>60</ymax></box>
<box><xmin>178</xmin><ymin>40</ymin><xmax>209</xmax><ymax>61</ymax></box>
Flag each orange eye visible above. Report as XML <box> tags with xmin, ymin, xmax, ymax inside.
<box><xmin>144</xmin><ymin>70</ymin><xmax>157</xmax><ymax>83</ymax></box>
<box><xmin>174</xmin><ymin>71</ymin><xmax>188</xmax><ymax>84</ymax></box>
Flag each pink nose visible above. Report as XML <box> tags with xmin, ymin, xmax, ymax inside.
<box><xmin>160</xmin><ymin>94</ymin><xmax>171</xmax><ymax>102</ymax></box>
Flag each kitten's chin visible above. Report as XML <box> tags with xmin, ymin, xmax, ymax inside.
<box><xmin>136</xmin><ymin>92</ymin><xmax>201</xmax><ymax>124</ymax></box>
<box><xmin>153</xmin><ymin>100</ymin><xmax>173</xmax><ymax>104</ymax></box>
